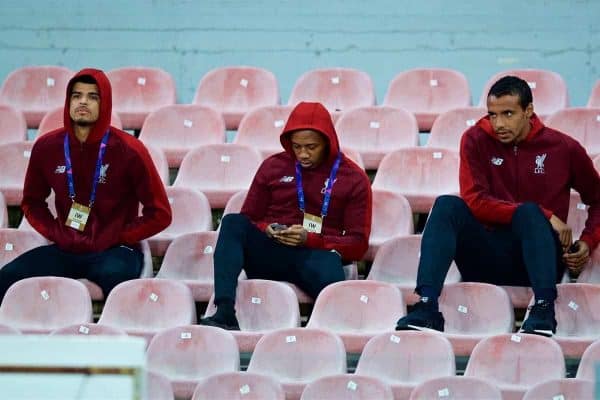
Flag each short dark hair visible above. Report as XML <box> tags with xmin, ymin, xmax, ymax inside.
<box><xmin>488</xmin><ymin>76</ymin><xmax>532</xmax><ymax>110</ymax></box>
<box><xmin>70</xmin><ymin>74</ymin><xmax>97</xmax><ymax>91</ymax></box>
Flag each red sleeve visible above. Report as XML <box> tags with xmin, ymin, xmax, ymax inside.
<box><xmin>570</xmin><ymin>142</ymin><xmax>600</xmax><ymax>251</ymax></box>
<box><xmin>240</xmin><ymin>161</ymin><xmax>272</xmax><ymax>232</ymax></box>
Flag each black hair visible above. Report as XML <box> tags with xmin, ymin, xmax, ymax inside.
<box><xmin>487</xmin><ymin>75</ymin><xmax>533</xmax><ymax>110</ymax></box>
<box><xmin>70</xmin><ymin>74</ymin><xmax>97</xmax><ymax>91</ymax></box>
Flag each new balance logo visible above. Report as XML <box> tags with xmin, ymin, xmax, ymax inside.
<box><xmin>491</xmin><ymin>157</ymin><xmax>504</xmax><ymax>166</ymax></box>
<box><xmin>279</xmin><ymin>176</ymin><xmax>294</xmax><ymax>183</ymax></box>
<box><xmin>55</xmin><ymin>165</ymin><xmax>66</xmax><ymax>174</ymax></box>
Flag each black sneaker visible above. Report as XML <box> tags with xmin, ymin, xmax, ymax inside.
<box><xmin>395</xmin><ymin>300</ymin><xmax>445</xmax><ymax>332</ymax></box>
<box><xmin>199</xmin><ymin>313</ymin><xmax>240</xmax><ymax>331</ymax></box>
<box><xmin>520</xmin><ymin>300</ymin><xmax>556</xmax><ymax>337</ymax></box>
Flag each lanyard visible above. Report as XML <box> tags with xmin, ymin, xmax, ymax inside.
<box><xmin>63</xmin><ymin>131</ymin><xmax>110</xmax><ymax>208</ymax></box>
<box><xmin>295</xmin><ymin>152</ymin><xmax>342</xmax><ymax>217</ymax></box>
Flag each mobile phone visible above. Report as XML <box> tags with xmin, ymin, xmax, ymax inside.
<box><xmin>568</xmin><ymin>243</ymin><xmax>579</xmax><ymax>254</ymax></box>
<box><xmin>271</xmin><ymin>223</ymin><xmax>288</xmax><ymax>231</ymax></box>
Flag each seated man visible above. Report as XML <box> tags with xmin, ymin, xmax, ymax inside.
<box><xmin>0</xmin><ymin>68</ymin><xmax>172</xmax><ymax>301</ymax></box>
<box><xmin>396</xmin><ymin>76</ymin><xmax>600</xmax><ymax>336</ymax></box>
<box><xmin>200</xmin><ymin>101</ymin><xmax>372</xmax><ymax>330</ymax></box>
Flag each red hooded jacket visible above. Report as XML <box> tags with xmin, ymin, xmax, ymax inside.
<box><xmin>241</xmin><ymin>102</ymin><xmax>372</xmax><ymax>260</ymax></box>
<box><xmin>21</xmin><ymin>68</ymin><xmax>172</xmax><ymax>253</ymax></box>
<box><xmin>460</xmin><ymin>114</ymin><xmax>600</xmax><ymax>251</ymax></box>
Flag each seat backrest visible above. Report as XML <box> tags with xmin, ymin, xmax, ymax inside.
<box><xmin>37</xmin><ymin>106</ymin><xmax>122</xmax><ymax>138</ymax></box>
<box><xmin>144</xmin><ymin>143</ymin><xmax>170</xmax><ymax>185</ymax></box>
<box><xmin>147</xmin><ymin>371</ymin><xmax>175</xmax><ymax>400</ymax></box>
<box><xmin>234</xmin><ymin>105</ymin><xmax>294</xmax><ymax>159</ymax></box>
<box><xmin>222</xmin><ymin>190</ymin><xmax>249</xmax><ymax>219</ymax></box>
<box><xmin>0</xmin><ymin>66</ymin><xmax>74</xmax><ymax>127</ymax></box>
<box><xmin>0</xmin><ymin>141</ymin><xmax>34</xmax><ymax>201</ymax></box>
<box><xmin>577</xmin><ymin>246</ymin><xmax>600</xmax><ymax>284</ymax></box>
<box><xmin>464</xmin><ymin>333</ymin><xmax>565</xmax><ymax>386</ymax></box>
<box><xmin>0</xmin><ymin>228</ymin><xmax>49</xmax><ymax>267</ymax></box>
<box><xmin>546</xmin><ymin>108</ymin><xmax>600</xmax><ymax>156</ymax></box>
<box><xmin>161</xmin><ymin>187</ymin><xmax>213</xmax><ymax>235</ymax></box>
<box><xmin>147</xmin><ymin>325</ymin><xmax>239</xmax><ymax>381</ymax></box>
<box><xmin>356</xmin><ymin>331</ymin><xmax>455</xmax><ymax>384</ymax></box>
<box><xmin>370</xmin><ymin>190</ymin><xmax>414</xmax><ymax>240</ymax></box>
<box><xmin>0</xmin><ymin>193</ymin><xmax>7</xmax><ymax>229</ymax></box>
<box><xmin>50</xmin><ymin>322</ymin><xmax>127</xmax><ymax>336</ymax></box>
<box><xmin>288</xmin><ymin>68</ymin><xmax>375</xmax><ymax>113</ymax></box>
<box><xmin>0</xmin><ymin>323</ymin><xmax>20</xmax><ymax>334</ymax></box>
<box><xmin>0</xmin><ymin>277</ymin><xmax>92</xmax><ymax>332</ymax></box>
<box><xmin>409</xmin><ymin>376</ymin><xmax>502</xmax><ymax>400</ymax></box>
<box><xmin>567</xmin><ymin>191</ymin><xmax>589</xmax><ymax>241</ymax></box>
<box><xmin>192</xmin><ymin>372</ymin><xmax>285</xmax><ymax>400</ymax></box>
<box><xmin>0</xmin><ymin>104</ymin><xmax>27</xmax><ymax>145</ymax></box>
<box><xmin>522</xmin><ymin>378</ymin><xmax>594</xmax><ymax>400</ymax></box>
<box><xmin>479</xmin><ymin>69</ymin><xmax>568</xmax><ymax>117</ymax></box>
<box><xmin>98</xmin><ymin>278</ymin><xmax>196</xmax><ymax>331</ymax></box>
<box><xmin>427</xmin><ymin>107</ymin><xmax>487</xmax><ymax>150</ymax></box>
<box><xmin>576</xmin><ymin>339</ymin><xmax>600</xmax><ymax>380</ymax></box>
<box><xmin>307</xmin><ymin>280</ymin><xmax>404</xmax><ymax>332</ymax></box>
<box><xmin>157</xmin><ymin>231</ymin><xmax>218</xmax><ymax>281</ymax></box>
<box><xmin>247</xmin><ymin>328</ymin><xmax>346</xmax><ymax>382</ymax></box>
<box><xmin>553</xmin><ymin>283</ymin><xmax>600</xmax><ymax>338</ymax></box>
<box><xmin>587</xmin><ymin>80</ymin><xmax>600</xmax><ymax>107</ymax></box>
<box><xmin>301</xmin><ymin>374</ymin><xmax>394</xmax><ymax>400</ymax></box>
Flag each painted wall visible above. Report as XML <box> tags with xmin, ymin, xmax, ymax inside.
<box><xmin>1</xmin><ymin>0</ymin><xmax>598</xmax><ymax>107</ymax></box>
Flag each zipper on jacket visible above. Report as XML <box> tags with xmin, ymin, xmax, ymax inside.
<box><xmin>513</xmin><ymin>145</ymin><xmax>519</xmax><ymax>199</ymax></box>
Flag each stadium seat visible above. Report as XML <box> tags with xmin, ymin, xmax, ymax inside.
<box><xmin>546</xmin><ymin>108</ymin><xmax>600</xmax><ymax>157</ymax></box>
<box><xmin>0</xmin><ymin>194</ymin><xmax>7</xmax><ymax>229</ymax></box>
<box><xmin>144</xmin><ymin>143</ymin><xmax>170</xmax><ymax>185</ymax></box>
<box><xmin>301</xmin><ymin>374</ymin><xmax>394</xmax><ymax>400</ymax></box>
<box><xmin>383</xmin><ymin>68</ymin><xmax>471</xmax><ymax>131</ymax></box>
<box><xmin>439</xmin><ymin>282</ymin><xmax>514</xmax><ymax>356</ymax></box>
<box><xmin>98</xmin><ymin>278</ymin><xmax>196</xmax><ymax>343</ymax></box>
<box><xmin>192</xmin><ymin>371</ymin><xmax>285</xmax><ymax>400</ymax></box>
<box><xmin>341</xmin><ymin>147</ymin><xmax>366</xmax><ymax>170</ymax></box>
<box><xmin>355</xmin><ymin>330</ymin><xmax>456</xmax><ymax>400</ymax></box>
<box><xmin>107</xmin><ymin>67</ymin><xmax>176</xmax><ymax>130</ymax></box>
<box><xmin>367</xmin><ymin>234</ymin><xmax>461</xmax><ymax>305</ymax></box>
<box><xmin>37</xmin><ymin>105</ymin><xmax>122</xmax><ymax>138</ymax></box>
<box><xmin>204</xmin><ymin>279</ymin><xmax>301</xmax><ymax>352</ymax></box>
<box><xmin>372</xmin><ymin>147</ymin><xmax>460</xmax><ymax>213</ymax></box>
<box><xmin>464</xmin><ymin>333</ymin><xmax>565</xmax><ymax>400</ymax></box>
<box><xmin>0</xmin><ymin>141</ymin><xmax>34</xmax><ymax>205</ymax></box>
<box><xmin>364</xmin><ymin>190</ymin><xmax>414</xmax><ymax>261</ymax></box>
<box><xmin>0</xmin><ymin>104</ymin><xmax>27</xmax><ymax>145</ymax></box>
<box><xmin>0</xmin><ymin>66</ymin><xmax>74</xmax><ymax>128</ymax></box>
<box><xmin>409</xmin><ymin>376</ymin><xmax>502</xmax><ymax>400</ymax></box>
<box><xmin>0</xmin><ymin>228</ymin><xmax>49</xmax><ymax>268</ymax></box>
<box><xmin>156</xmin><ymin>231</ymin><xmax>219</xmax><ymax>301</ymax></box>
<box><xmin>334</xmin><ymin>106</ymin><xmax>419</xmax><ymax>169</ymax></box>
<box><xmin>576</xmin><ymin>338</ymin><xmax>600</xmax><ymax>380</ymax></box>
<box><xmin>139</xmin><ymin>104</ymin><xmax>225</xmax><ymax>168</ymax></box>
<box><xmin>595</xmin><ymin>155</ymin><xmax>600</xmax><ymax>171</ymax></box>
<box><xmin>50</xmin><ymin>322</ymin><xmax>127</xmax><ymax>336</ymax></box>
<box><xmin>427</xmin><ymin>107</ymin><xmax>487</xmax><ymax>150</ymax></box>
<box><xmin>247</xmin><ymin>327</ymin><xmax>346</xmax><ymax>400</ymax></box>
<box><xmin>587</xmin><ymin>79</ymin><xmax>600</xmax><ymax>108</ymax></box>
<box><xmin>147</xmin><ymin>371</ymin><xmax>175</xmax><ymax>400</ymax></box>
<box><xmin>173</xmin><ymin>143</ymin><xmax>263</xmax><ymax>208</ymax></box>
<box><xmin>0</xmin><ymin>276</ymin><xmax>92</xmax><ymax>333</ymax></box>
<box><xmin>221</xmin><ymin>190</ymin><xmax>248</xmax><ymax>221</ymax></box>
<box><xmin>147</xmin><ymin>325</ymin><xmax>240</xmax><ymax>399</ymax></box>
<box><xmin>479</xmin><ymin>69</ymin><xmax>568</xmax><ymax>119</ymax></box>
<box><xmin>576</xmin><ymin>246</ymin><xmax>600</xmax><ymax>284</ymax></box>
<box><xmin>568</xmin><ymin>191</ymin><xmax>589</xmax><ymax>242</ymax></box>
<box><xmin>522</xmin><ymin>378</ymin><xmax>594</xmax><ymax>400</ymax></box>
<box><xmin>147</xmin><ymin>187</ymin><xmax>212</xmax><ymax>256</ymax></box>
<box><xmin>0</xmin><ymin>323</ymin><xmax>20</xmax><ymax>334</ymax></box>
<box><xmin>306</xmin><ymin>280</ymin><xmax>405</xmax><ymax>353</ymax></box>
<box><xmin>288</xmin><ymin>68</ymin><xmax>375</xmax><ymax>122</ymax></box>
<box><xmin>234</xmin><ymin>105</ymin><xmax>294</xmax><ymax>159</ymax></box>
<box><xmin>193</xmin><ymin>66</ymin><xmax>279</xmax><ymax>130</ymax></box>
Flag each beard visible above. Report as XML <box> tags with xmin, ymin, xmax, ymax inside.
<box><xmin>72</xmin><ymin>118</ymin><xmax>95</xmax><ymax>127</ymax></box>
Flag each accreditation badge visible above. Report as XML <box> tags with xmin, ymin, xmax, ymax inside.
<box><xmin>65</xmin><ymin>202</ymin><xmax>90</xmax><ymax>232</ymax></box>
<box><xmin>303</xmin><ymin>212</ymin><xmax>323</xmax><ymax>234</ymax></box>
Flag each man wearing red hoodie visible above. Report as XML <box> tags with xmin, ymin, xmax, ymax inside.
<box><xmin>200</xmin><ymin>101</ymin><xmax>372</xmax><ymax>330</ymax></box>
<box><xmin>0</xmin><ymin>68</ymin><xmax>172</xmax><ymax>300</ymax></box>
<box><xmin>396</xmin><ymin>76</ymin><xmax>600</xmax><ymax>336</ymax></box>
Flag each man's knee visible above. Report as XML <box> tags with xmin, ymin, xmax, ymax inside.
<box><xmin>512</xmin><ymin>202</ymin><xmax>545</xmax><ymax>224</ymax></box>
<box><xmin>219</xmin><ymin>213</ymin><xmax>251</xmax><ymax>234</ymax></box>
<box><xmin>430</xmin><ymin>195</ymin><xmax>470</xmax><ymax>220</ymax></box>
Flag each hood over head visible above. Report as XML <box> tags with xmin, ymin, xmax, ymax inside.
<box><xmin>280</xmin><ymin>102</ymin><xmax>340</xmax><ymax>165</ymax></box>
<box><xmin>63</xmin><ymin>68</ymin><xmax>113</xmax><ymax>143</ymax></box>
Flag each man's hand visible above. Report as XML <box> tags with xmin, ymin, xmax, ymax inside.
<box><xmin>272</xmin><ymin>224</ymin><xmax>308</xmax><ymax>247</ymax></box>
<box><xmin>549</xmin><ymin>214</ymin><xmax>572</xmax><ymax>251</ymax></box>
<box><xmin>563</xmin><ymin>240</ymin><xmax>590</xmax><ymax>275</ymax></box>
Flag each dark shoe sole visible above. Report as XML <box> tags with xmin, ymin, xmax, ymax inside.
<box><xmin>396</xmin><ymin>323</ymin><xmax>443</xmax><ymax>333</ymax></box>
<box><xmin>199</xmin><ymin>317</ymin><xmax>240</xmax><ymax>331</ymax></box>
<box><xmin>519</xmin><ymin>328</ymin><xmax>554</xmax><ymax>337</ymax></box>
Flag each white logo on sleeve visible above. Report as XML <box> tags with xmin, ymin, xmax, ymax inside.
<box><xmin>55</xmin><ymin>165</ymin><xmax>66</xmax><ymax>174</ymax></box>
<box><xmin>279</xmin><ymin>176</ymin><xmax>294</xmax><ymax>183</ymax></box>
<box><xmin>98</xmin><ymin>164</ymin><xmax>110</xmax><ymax>183</ymax></box>
<box><xmin>491</xmin><ymin>157</ymin><xmax>504</xmax><ymax>166</ymax></box>
<box><xmin>534</xmin><ymin>154</ymin><xmax>546</xmax><ymax>174</ymax></box>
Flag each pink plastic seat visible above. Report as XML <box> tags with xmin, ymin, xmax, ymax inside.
<box><xmin>107</xmin><ymin>67</ymin><xmax>176</xmax><ymax>130</ymax></box>
<box><xmin>37</xmin><ymin>105</ymin><xmax>122</xmax><ymax>138</ymax></box>
<box><xmin>409</xmin><ymin>376</ymin><xmax>502</xmax><ymax>400</ymax></box>
<box><xmin>341</xmin><ymin>147</ymin><xmax>365</xmax><ymax>170</ymax></box>
<box><xmin>139</xmin><ymin>104</ymin><xmax>225</xmax><ymax>168</ymax></box>
<box><xmin>576</xmin><ymin>246</ymin><xmax>600</xmax><ymax>284</ymax></box>
<box><xmin>0</xmin><ymin>276</ymin><xmax>92</xmax><ymax>333</ymax></box>
<box><xmin>384</xmin><ymin>68</ymin><xmax>471</xmax><ymax>131</ymax></box>
<box><xmin>365</xmin><ymin>190</ymin><xmax>414</xmax><ymax>261</ymax></box>
<box><xmin>367</xmin><ymin>235</ymin><xmax>461</xmax><ymax>305</ymax></box>
<box><xmin>221</xmin><ymin>189</ymin><xmax>248</xmax><ymax>220</ymax></box>
<box><xmin>234</xmin><ymin>105</ymin><xmax>294</xmax><ymax>159</ymax></box>
<box><xmin>464</xmin><ymin>333</ymin><xmax>565</xmax><ymax>400</ymax></box>
<box><xmin>546</xmin><ymin>108</ymin><xmax>600</xmax><ymax>157</ymax></box>
<box><xmin>192</xmin><ymin>372</ymin><xmax>285</xmax><ymax>400</ymax></box>
<box><xmin>587</xmin><ymin>80</ymin><xmax>600</xmax><ymax>107</ymax></box>
<box><xmin>193</xmin><ymin>66</ymin><xmax>279</xmax><ymax>130</ymax></box>
<box><xmin>356</xmin><ymin>330</ymin><xmax>456</xmax><ymax>400</ymax></box>
<box><xmin>204</xmin><ymin>279</ymin><xmax>301</xmax><ymax>352</ymax></box>
<box><xmin>147</xmin><ymin>187</ymin><xmax>212</xmax><ymax>256</ymax></box>
<box><xmin>523</xmin><ymin>378</ymin><xmax>594</xmax><ymax>400</ymax></box>
<box><xmin>173</xmin><ymin>143</ymin><xmax>263</xmax><ymax>208</ymax></box>
<box><xmin>0</xmin><ymin>194</ymin><xmax>7</xmax><ymax>229</ymax></box>
<box><xmin>147</xmin><ymin>325</ymin><xmax>240</xmax><ymax>399</ymax></box>
<box><xmin>501</xmin><ymin>286</ymin><xmax>534</xmax><ymax>308</ymax></box>
<box><xmin>145</xmin><ymin>143</ymin><xmax>170</xmax><ymax>185</ymax></box>
<box><xmin>576</xmin><ymin>338</ymin><xmax>600</xmax><ymax>380</ymax></box>
<box><xmin>0</xmin><ymin>104</ymin><xmax>27</xmax><ymax>145</ymax></box>
<box><xmin>568</xmin><ymin>191</ymin><xmax>589</xmax><ymax>241</ymax></box>
<box><xmin>439</xmin><ymin>282</ymin><xmax>514</xmax><ymax>356</ymax></box>
<box><xmin>372</xmin><ymin>147</ymin><xmax>460</xmax><ymax>213</ymax></box>
<box><xmin>288</xmin><ymin>68</ymin><xmax>375</xmax><ymax>122</ymax></box>
<box><xmin>595</xmin><ymin>155</ymin><xmax>600</xmax><ymax>171</ymax></box>
<box><xmin>479</xmin><ymin>69</ymin><xmax>568</xmax><ymax>119</ymax></box>
<box><xmin>427</xmin><ymin>107</ymin><xmax>487</xmax><ymax>150</ymax></box>
<box><xmin>0</xmin><ymin>228</ymin><xmax>49</xmax><ymax>268</ymax></box>
<box><xmin>247</xmin><ymin>328</ymin><xmax>346</xmax><ymax>400</ymax></box>
<box><xmin>0</xmin><ymin>66</ymin><xmax>74</xmax><ymax>127</ymax></box>
<box><xmin>0</xmin><ymin>141</ymin><xmax>34</xmax><ymax>205</ymax></box>
<box><xmin>306</xmin><ymin>280</ymin><xmax>405</xmax><ymax>353</ymax></box>
<box><xmin>98</xmin><ymin>278</ymin><xmax>196</xmax><ymax>343</ymax></box>
<box><xmin>50</xmin><ymin>322</ymin><xmax>127</xmax><ymax>336</ymax></box>
<box><xmin>0</xmin><ymin>323</ymin><xmax>20</xmax><ymax>334</ymax></box>
<box><xmin>334</xmin><ymin>106</ymin><xmax>419</xmax><ymax>169</ymax></box>
<box><xmin>147</xmin><ymin>371</ymin><xmax>175</xmax><ymax>400</ymax></box>
<box><xmin>301</xmin><ymin>374</ymin><xmax>394</xmax><ymax>400</ymax></box>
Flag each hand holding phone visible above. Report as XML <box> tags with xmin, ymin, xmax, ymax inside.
<box><xmin>270</xmin><ymin>223</ymin><xmax>288</xmax><ymax>231</ymax></box>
